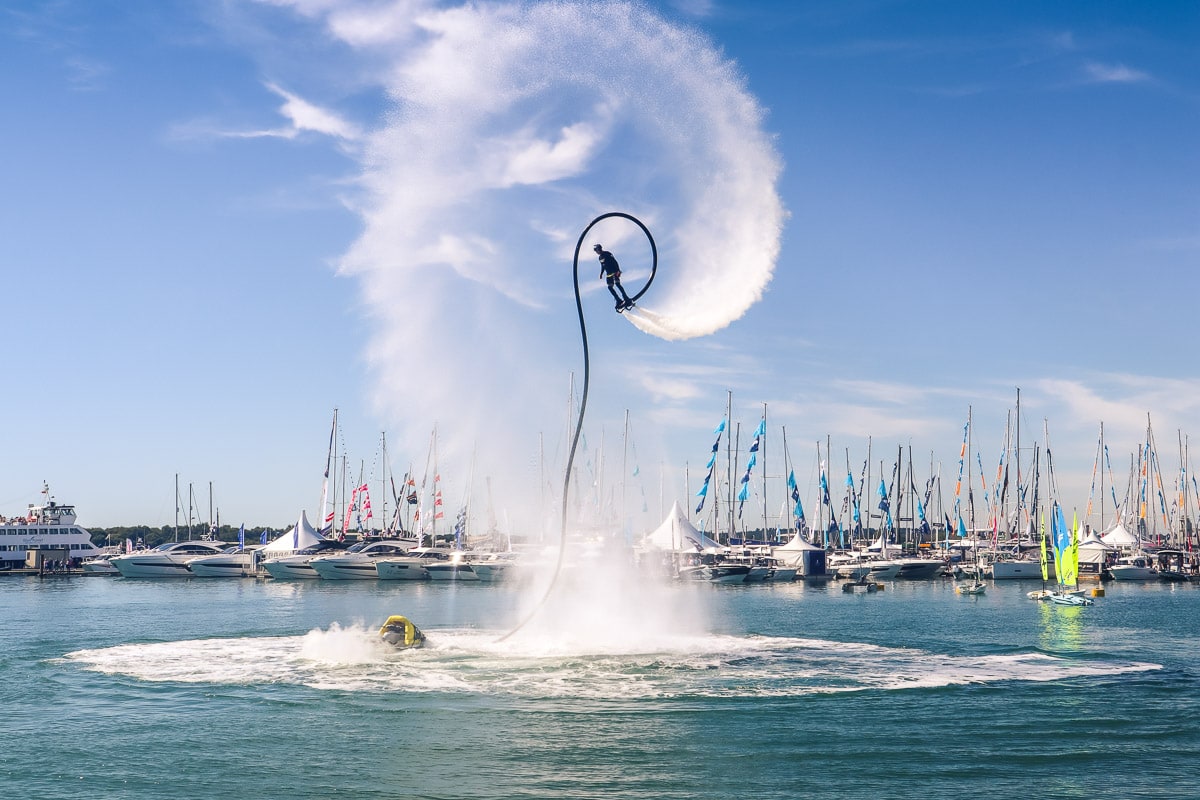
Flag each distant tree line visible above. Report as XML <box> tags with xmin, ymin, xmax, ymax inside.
<box><xmin>89</xmin><ymin>524</ymin><xmax>290</xmax><ymax>549</ymax></box>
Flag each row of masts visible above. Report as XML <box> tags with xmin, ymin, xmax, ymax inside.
<box><xmin>686</xmin><ymin>389</ymin><xmax>1199</xmax><ymax>549</ymax></box>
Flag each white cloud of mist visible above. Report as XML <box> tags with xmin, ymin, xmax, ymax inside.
<box><xmin>266</xmin><ymin>0</ymin><xmax>785</xmax><ymax>531</ymax></box>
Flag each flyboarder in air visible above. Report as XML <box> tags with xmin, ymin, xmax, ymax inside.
<box><xmin>594</xmin><ymin>243</ymin><xmax>634</xmax><ymax>312</ymax></box>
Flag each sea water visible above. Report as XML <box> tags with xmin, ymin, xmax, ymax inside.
<box><xmin>2</xmin><ymin>574</ymin><xmax>1197</xmax><ymax>799</ymax></box>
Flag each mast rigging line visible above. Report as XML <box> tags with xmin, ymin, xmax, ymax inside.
<box><xmin>499</xmin><ymin>211</ymin><xmax>658</xmax><ymax>642</ymax></box>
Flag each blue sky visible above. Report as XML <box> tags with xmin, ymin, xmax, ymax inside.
<box><xmin>2</xmin><ymin>0</ymin><xmax>1197</xmax><ymax>538</ymax></box>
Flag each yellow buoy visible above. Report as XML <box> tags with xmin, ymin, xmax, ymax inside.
<box><xmin>1091</xmin><ymin>588</ymin><xmax>1105</xmax><ymax>597</ymax></box>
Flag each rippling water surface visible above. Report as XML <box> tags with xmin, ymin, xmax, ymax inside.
<box><xmin>3</xmin><ymin>575</ymin><xmax>1197</xmax><ymax>799</ymax></box>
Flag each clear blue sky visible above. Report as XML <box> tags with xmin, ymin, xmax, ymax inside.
<box><xmin>2</xmin><ymin>1</ymin><xmax>1197</xmax><ymax>537</ymax></box>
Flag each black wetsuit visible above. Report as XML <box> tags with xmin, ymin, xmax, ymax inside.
<box><xmin>597</xmin><ymin>250</ymin><xmax>632</xmax><ymax>307</ymax></box>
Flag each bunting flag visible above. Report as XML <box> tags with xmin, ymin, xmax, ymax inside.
<box><xmin>957</xmin><ymin>513</ymin><xmax>967</xmax><ymax>538</ymax></box>
<box><xmin>737</xmin><ymin>417</ymin><xmax>766</xmax><ymax>517</ymax></box>
<box><xmin>846</xmin><ymin>471</ymin><xmax>860</xmax><ymax>526</ymax></box>
<box><xmin>453</xmin><ymin>507</ymin><xmax>467</xmax><ymax>548</ymax></box>
<box><xmin>787</xmin><ymin>470</ymin><xmax>806</xmax><ymax>530</ymax></box>
<box><xmin>820</xmin><ymin>467</ymin><xmax>831</xmax><ymax>507</ymax></box>
<box><xmin>434</xmin><ymin>490</ymin><xmax>444</xmax><ymax>520</ymax></box>
<box><xmin>694</xmin><ymin>418</ymin><xmax>726</xmax><ymax>515</ymax></box>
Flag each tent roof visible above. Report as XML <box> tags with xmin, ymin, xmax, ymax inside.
<box><xmin>1100</xmin><ymin>521</ymin><xmax>1138</xmax><ymax>547</ymax></box>
<box><xmin>261</xmin><ymin>510</ymin><xmax>326</xmax><ymax>553</ymax></box>
<box><xmin>1079</xmin><ymin>533</ymin><xmax>1114</xmax><ymax>551</ymax></box>
<box><xmin>639</xmin><ymin>501</ymin><xmax>722</xmax><ymax>552</ymax></box>
<box><xmin>773</xmin><ymin>532</ymin><xmax>823</xmax><ymax>551</ymax></box>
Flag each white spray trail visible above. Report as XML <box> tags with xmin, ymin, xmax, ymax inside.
<box><xmin>267</xmin><ymin>0</ymin><xmax>784</xmax><ymax>533</ymax></box>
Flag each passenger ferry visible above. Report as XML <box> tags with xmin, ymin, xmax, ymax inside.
<box><xmin>0</xmin><ymin>485</ymin><xmax>103</xmax><ymax>569</ymax></box>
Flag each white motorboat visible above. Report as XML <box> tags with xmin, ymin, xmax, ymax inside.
<box><xmin>310</xmin><ymin>540</ymin><xmax>415</xmax><ymax>580</ymax></box>
<box><xmin>189</xmin><ymin>546</ymin><xmax>263</xmax><ymax>577</ymax></box>
<box><xmin>109</xmin><ymin>540</ymin><xmax>227</xmax><ymax>578</ymax></box>
<box><xmin>261</xmin><ymin>548</ymin><xmax>327</xmax><ymax>580</ymax></box>
<box><xmin>1108</xmin><ymin>555</ymin><xmax>1158</xmax><ymax>581</ymax></box>
<box><xmin>425</xmin><ymin>551</ymin><xmax>482</xmax><ymax>581</ymax></box>
<box><xmin>0</xmin><ymin>488</ymin><xmax>104</xmax><ymax>570</ymax></box>
<box><xmin>258</xmin><ymin>511</ymin><xmax>344</xmax><ymax>579</ymax></box>
<box><xmin>866</xmin><ymin>560</ymin><xmax>903</xmax><ymax>580</ymax></box>
<box><xmin>893</xmin><ymin>557</ymin><xmax>945</xmax><ymax>579</ymax></box>
<box><xmin>470</xmin><ymin>552</ymin><xmax>528</xmax><ymax>583</ymax></box>
<box><xmin>80</xmin><ymin>547</ymin><xmax>124</xmax><ymax>574</ymax></box>
<box><xmin>990</xmin><ymin>557</ymin><xmax>1052</xmax><ymax>580</ymax></box>
<box><xmin>375</xmin><ymin>547</ymin><xmax>452</xmax><ymax>580</ymax></box>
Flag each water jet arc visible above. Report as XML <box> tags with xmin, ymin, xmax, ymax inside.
<box><xmin>498</xmin><ymin>212</ymin><xmax>657</xmax><ymax>642</ymax></box>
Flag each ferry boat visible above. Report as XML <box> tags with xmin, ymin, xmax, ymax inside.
<box><xmin>0</xmin><ymin>486</ymin><xmax>103</xmax><ymax>569</ymax></box>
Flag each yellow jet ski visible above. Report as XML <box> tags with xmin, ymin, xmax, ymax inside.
<box><xmin>379</xmin><ymin>615</ymin><xmax>426</xmax><ymax>649</ymax></box>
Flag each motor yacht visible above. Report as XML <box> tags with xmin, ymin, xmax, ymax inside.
<box><xmin>1108</xmin><ymin>555</ymin><xmax>1158</xmax><ymax>581</ymax></box>
<box><xmin>375</xmin><ymin>547</ymin><xmax>451</xmax><ymax>580</ymax></box>
<box><xmin>189</xmin><ymin>546</ymin><xmax>263</xmax><ymax>577</ymax></box>
<box><xmin>424</xmin><ymin>550</ymin><xmax>482</xmax><ymax>581</ymax></box>
<box><xmin>310</xmin><ymin>540</ymin><xmax>414</xmax><ymax>580</ymax></box>
<box><xmin>109</xmin><ymin>540</ymin><xmax>227</xmax><ymax>578</ymax></box>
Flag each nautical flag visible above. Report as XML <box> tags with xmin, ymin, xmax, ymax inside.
<box><xmin>407</xmin><ymin>491</ymin><xmax>418</xmax><ymax>504</ymax></box>
<box><xmin>737</xmin><ymin>418</ymin><xmax>765</xmax><ymax>517</ymax></box>
<box><xmin>325</xmin><ymin>511</ymin><xmax>336</xmax><ymax>524</ymax></box>
<box><xmin>877</xmin><ymin>479</ymin><xmax>889</xmax><ymax>512</ymax></box>
<box><xmin>695</xmin><ymin>418</ymin><xmax>726</xmax><ymax>515</ymax></box>
<box><xmin>957</xmin><ymin>514</ymin><xmax>967</xmax><ymax>538</ymax></box>
<box><xmin>787</xmin><ymin>470</ymin><xmax>806</xmax><ymax>529</ymax></box>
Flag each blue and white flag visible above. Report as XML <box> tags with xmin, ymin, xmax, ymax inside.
<box><xmin>238</xmin><ymin>524</ymin><xmax>245</xmax><ymax>550</ymax></box>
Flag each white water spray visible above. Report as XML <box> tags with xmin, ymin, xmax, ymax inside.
<box><xmin>266</xmin><ymin>0</ymin><xmax>784</xmax><ymax>526</ymax></box>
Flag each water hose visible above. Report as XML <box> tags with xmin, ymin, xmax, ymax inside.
<box><xmin>498</xmin><ymin>212</ymin><xmax>657</xmax><ymax>641</ymax></box>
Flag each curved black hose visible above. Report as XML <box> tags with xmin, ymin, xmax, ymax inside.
<box><xmin>498</xmin><ymin>212</ymin><xmax>657</xmax><ymax>641</ymax></box>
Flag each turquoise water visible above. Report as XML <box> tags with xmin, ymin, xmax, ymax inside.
<box><xmin>3</xmin><ymin>574</ymin><xmax>1197</xmax><ymax>799</ymax></box>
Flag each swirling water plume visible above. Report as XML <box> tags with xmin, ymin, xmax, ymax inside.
<box><xmin>278</xmin><ymin>0</ymin><xmax>785</xmax><ymax>515</ymax></box>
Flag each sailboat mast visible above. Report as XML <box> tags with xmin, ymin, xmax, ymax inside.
<box><xmin>1014</xmin><ymin>388</ymin><xmax>1022</xmax><ymax>538</ymax></box>
<box><xmin>318</xmin><ymin>409</ymin><xmax>337</xmax><ymax>535</ymax></box>
<box><xmin>761</xmin><ymin>402</ymin><xmax>769</xmax><ymax>542</ymax></box>
<box><xmin>967</xmin><ymin>405</ymin><xmax>974</xmax><ymax>536</ymax></box>
<box><xmin>725</xmin><ymin>389</ymin><xmax>733</xmax><ymax>545</ymax></box>
<box><xmin>380</xmin><ymin>432</ymin><xmax>389</xmax><ymax>535</ymax></box>
<box><xmin>1100</xmin><ymin>421</ymin><xmax>1106</xmax><ymax>531</ymax></box>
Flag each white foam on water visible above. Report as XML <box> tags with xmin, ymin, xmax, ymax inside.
<box><xmin>65</xmin><ymin>627</ymin><xmax>1159</xmax><ymax>699</ymax></box>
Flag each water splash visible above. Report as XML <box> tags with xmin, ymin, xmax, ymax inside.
<box><xmin>66</xmin><ymin>627</ymin><xmax>1157</xmax><ymax>700</ymax></box>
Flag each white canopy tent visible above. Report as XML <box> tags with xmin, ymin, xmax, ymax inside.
<box><xmin>261</xmin><ymin>510</ymin><xmax>325</xmax><ymax>553</ymax></box>
<box><xmin>639</xmin><ymin>501</ymin><xmax>722</xmax><ymax>552</ymax></box>
<box><xmin>1100</xmin><ymin>521</ymin><xmax>1139</xmax><ymax>549</ymax></box>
